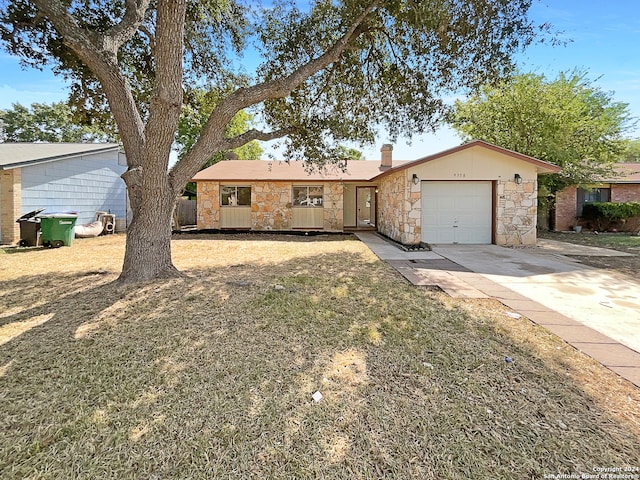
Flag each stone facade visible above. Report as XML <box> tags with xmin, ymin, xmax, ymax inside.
<box><xmin>195</xmin><ymin>159</ymin><xmax>545</xmax><ymax>246</ymax></box>
<box><xmin>377</xmin><ymin>175</ymin><xmax>538</xmax><ymax>247</ymax></box>
<box><xmin>196</xmin><ymin>175</ymin><xmax>540</xmax><ymax>246</ymax></box>
<box><xmin>612</xmin><ymin>184</ymin><xmax>640</xmax><ymax>203</ymax></box>
<box><xmin>495</xmin><ymin>180</ymin><xmax>537</xmax><ymax>246</ymax></box>
<box><xmin>196</xmin><ymin>181</ymin><xmax>220</xmax><ymax>229</ymax></box>
<box><xmin>377</xmin><ymin>170</ymin><xmax>422</xmax><ymax>245</ymax></box>
<box><xmin>196</xmin><ymin>181</ymin><xmax>344</xmax><ymax>231</ymax></box>
<box><xmin>252</xmin><ymin>182</ymin><xmax>292</xmax><ymax>230</ymax></box>
<box><xmin>322</xmin><ymin>182</ymin><xmax>344</xmax><ymax>231</ymax></box>
<box><xmin>1</xmin><ymin>168</ymin><xmax>21</xmax><ymax>245</ymax></box>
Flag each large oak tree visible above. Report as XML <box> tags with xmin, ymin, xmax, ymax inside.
<box><xmin>1</xmin><ymin>0</ymin><xmax>544</xmax><ymax>284</ymax></box>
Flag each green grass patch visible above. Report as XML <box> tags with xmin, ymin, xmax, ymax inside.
<box><xmin>539</xmin><ymin>230</ymin><xmax>640</xmax><ymax>252</ymax></box>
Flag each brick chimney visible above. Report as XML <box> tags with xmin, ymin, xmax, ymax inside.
<box><xmin>380</xmin><ymin>144</ymin><xmax>393</xmax><ymax>169</ymax></box>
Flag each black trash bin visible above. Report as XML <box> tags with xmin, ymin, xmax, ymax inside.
<box><xmin>16</xmin><ymin>209</ymin><xmax>45</xmax><ymax>247</ymax></box>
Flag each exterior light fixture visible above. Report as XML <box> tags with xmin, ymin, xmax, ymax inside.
<box><xmin>412</xmin><ymin>173</ymin><xmax>420</xmax><ymax>185</ymax></box>
<box><xmin>514</xmin><ymin>173</ymin><xmax>522</xmax><ymax>185</ymax></box>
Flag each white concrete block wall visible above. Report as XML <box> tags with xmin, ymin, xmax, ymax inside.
<box><xmin>20</xmin><ymin>151</ymin><xmax>127</xmax><ymax>224</ymax></box>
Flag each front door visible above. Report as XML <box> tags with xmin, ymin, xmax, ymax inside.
<box><xmin>356</xmin><ymin>187</ymin><xmax>376</xmax><ymax>228</ymax></box>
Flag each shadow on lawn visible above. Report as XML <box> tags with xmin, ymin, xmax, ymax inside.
<box><xmin>1</xmin><ymin>250</ymin><xmax>640</xmax><ymax>478</ymax></box>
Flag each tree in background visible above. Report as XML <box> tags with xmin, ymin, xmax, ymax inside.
<box><xmin>450</xmin><ymin>71</ymin><xmax>633</xmax><ymax>194</ymax></box>
<box><xmin>337</xmin><ymin>146</ymin><xmax>364</xmax><ymax>161</ymax></box>
<box><xmin>1</xmin><ymin>0</ymin><xmax>547</xmax><ymax>284</ymax></box>
<box><xmin>620</xmin><ymin>139</ymin><xmax>640</xmax><ymax>163</ymax></box>
<box><xmin>178</xmin><ymin>89</ymin><xmax>263</xmax><ymax>198</ymax></box>
<box><xmin>176</xmin><ymin>89</ymin><xmax>262</xmax><ymax>165</ymax></box>
<box><xmin>0</xmin><ymin>101</ymin><xmax>115</xmax><ymax>143</ymax></box>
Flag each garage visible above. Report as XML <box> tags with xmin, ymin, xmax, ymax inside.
<box><xmin>421</xmin><ymin>181</ymin><xmax>493</xmax><ymax>244</ymax></box>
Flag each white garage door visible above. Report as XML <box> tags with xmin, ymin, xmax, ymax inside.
<box><xmin>421</xmin><ymin>181</ymin><xmax>492</xmax><ymax>244</ymax></box>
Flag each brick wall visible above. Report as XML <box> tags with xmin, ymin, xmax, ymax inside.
<box><xmin>554</xmin><ymin>184</ymin><xmax>640</xmax><ymax>232</ymax></box>
<box><xmin>1</xmin><ymin>168</ymin><xmax>21</xmax><ymax>245</ymax></box>
<box><xmin>611</xmin><ymin>184</ymin><xmax>640</xmax><ymax>203</ymax></box>
<box><xmin>554</xmin><ymin>187</ymin><xmax>577</xmax><ymax>231</ymax></box>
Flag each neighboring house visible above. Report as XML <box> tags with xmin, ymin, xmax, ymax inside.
<box><xmin>193</xmin><ymin>140</ymin><xmax>560</xmax><ymax>246</ymax></box>
<box><xmin>553</xmin><ymin>163</ymin><xmax>640</xmax><ymax>231</ymax></box>
<box><xmin>0</xmin><ymin>143</ymin><xmax>127</xmax><ymax>245</ymax></box>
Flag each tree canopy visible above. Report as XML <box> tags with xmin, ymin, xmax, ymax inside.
<box><xmin>0</xmin><ymin>101</ymin><xmax>115</xmax><ymax>143</ymax></box>
<box><xmin>620</xmin><ymin>139</ymin><xmax>640</xmax><ymax>163</ymax></box>
<box><xmin>0</xmin><ymin>0</ymin><xmax>548</xmax><ymax>283</ymax></box>
<box><xmin>450</xmin><ymin>71</ymin><xmax>634</xmax><ymax>193</ymax></box>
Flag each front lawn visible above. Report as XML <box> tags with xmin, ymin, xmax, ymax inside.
<box><xmin>538</xmin><ymin>230</ymin><xmax>640</xmax><ymax>277</ymax></box>
<box><xmin>1</xmin><ymin>234</ymin><xmax>639</xmax><ymax>479</ymax></box>
<box><xmin>538</xmin><ymin>230</ymin><xmax>640</xmax><ymax>253</ymax></box>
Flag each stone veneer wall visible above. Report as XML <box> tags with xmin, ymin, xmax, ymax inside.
<box><xmin>377</xmin><ymin>170</ymin><xmax>421</xmax><ymax>245</ymax></box>
<box><xmin>322</xmin><ymin>182</ymin><xmax>344</xmax><ymax>231</ymax></box>
<box><xmin>196</xmin><ymin>181</ymin><xmax>220</xmax><ymax>229</ymax></box>
<box><xmin>197</xmin><ymin>181</ymin><xmax>344</xmax><ymax>231</ymax></box>
<box><xmin>251</xmin><ymin>182</ymin><xmax>292</xmax><ymax>230</ymax></box>
<box><xmin>496</xmin><ymin>179</ymin><xmax>537</xmax><ymax>245</ymax></box>
<box><xmin>1</xmin><ymin>168</ymin><xmax>21</xmax><ymax>245</ymax></box>
<box><xmin>554</xmin><ymin>187</ymin><xmax>577</xmax><ymax>232</ymax></box>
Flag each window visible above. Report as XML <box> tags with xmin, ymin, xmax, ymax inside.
<box><xmin>576</xmin><ymin>187</ymin><xmax>611</xmax><ymax>216</ymax></box>
<box><xmin>293</xmin><ymin>186</ymin><xmax>323</xmax><ymax>207</ymax></box>
<box><xmin>221</xmin><ymin>186</ymin><xmax>251</xmax><ymax>206</ymax></box>
<box><xmin>584</xmin><ymin>188</ymin><xmax>610</xmax><ymax>203</ymax></box>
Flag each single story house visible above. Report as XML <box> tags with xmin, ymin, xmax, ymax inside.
<box><xmin>553</xmin><ymin>163</ymin><xmax>640</xmax><ymax>231</ymax></box>
<box><xmin>193</xmin><ymin>140</ymin><xmax>560</xmax><ymax>246</ymax></box>
<box><xmin>0</xmin><ymin>143</ymin><xmax>127</xmax><ymax>245</ymax></box>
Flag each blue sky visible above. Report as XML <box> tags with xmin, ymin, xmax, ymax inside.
<box><xmin>1</xmin><ymin>0</ymin><xmax>639</xmax><ymax>161</ymax></box>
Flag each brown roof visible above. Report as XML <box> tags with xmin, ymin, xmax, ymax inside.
<box><xmin>192</xmin><ymin>159</ymin><xmax>410</xmax><ymax>182</ymax></box>
<box><xmin>192</xmin><ymin>140</ymin><xmax>561</xmax><ymax>182</ymax></box>
<box><xmin>602</xmin><ymin>163</ymin><xmax>640</xmax><ymax>183</ymax></box>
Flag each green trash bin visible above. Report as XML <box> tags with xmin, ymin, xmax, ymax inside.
<box><xmin>39</xmin><ymin>213</ymin><xmax>78</xmax><ymax>247</ymax></box>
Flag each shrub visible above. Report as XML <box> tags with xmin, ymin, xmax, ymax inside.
<box><xmin>581</xmin><ymin>202</ymin><xmax>640</xmax><ymax>232</ymax></box>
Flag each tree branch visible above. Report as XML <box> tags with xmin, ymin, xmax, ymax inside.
<box><xmin>32</xmin><ymin>0</ymin><xmax>146</xmax><ymax>167</ymax></box>
<box><xmin>143</xmin><ymin>0</ymin><xmax>186</xmax><ymax>186</ymax></box>
<box><xmin>169</xmin><ymin>1</ymin><xmax>379</xmax><ymax>192</ymax></box>
<box><xmin>223</xmin><ymin>2</ymin><xmax>379</xmax><ymax>110</ymax></box>
<box><xmin>139</xmin><ymin>24</ymin><xmax>156</xmax><ymax>56</ymax></box>
<box><xmin>218</xmin><ymin>128</ymin><xmax>294</xmax><ymax>152</ymax></box>
<box><xmin>104</xmin><ymin>0</ymin><xmax>151</xmax><ymax>50</ymax></box>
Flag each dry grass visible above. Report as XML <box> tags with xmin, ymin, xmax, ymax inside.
<box><xmin>1</xmin><ymin>233</ymin><xmax>640</xmax><ymax>479</ymax></box>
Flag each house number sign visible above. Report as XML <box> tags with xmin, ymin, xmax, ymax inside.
<box><xmin>453</xmin><ymin>173</ymin><xmax>467</xmax><ymax>178</ymax></box>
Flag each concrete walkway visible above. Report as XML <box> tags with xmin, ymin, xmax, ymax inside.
<box><xmin>355</xmin><ymin>232</ymin><xmax>640</xmax><ymax>387</ymax></box>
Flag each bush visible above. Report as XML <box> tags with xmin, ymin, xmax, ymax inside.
<box><xmin>581</xmin><ymin>202</ymin><xmax>640</xmax><ymax>232</ymax></box>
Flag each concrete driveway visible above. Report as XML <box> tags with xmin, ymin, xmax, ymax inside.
<box><xmin>356</xmin><ymin>232</ymin><xmax>640</xmax><ymax>387</ymax></box>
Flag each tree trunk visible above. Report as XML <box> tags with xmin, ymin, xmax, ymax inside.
<box><xmin>116</xmin><ymin>0</ymin><xmax>186</xmax><ymax>284</ymax></box>
<box><xmin>118</xmin><ymin>185</ymin><xmax>181</xmax><ymax>284</ymax></box>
